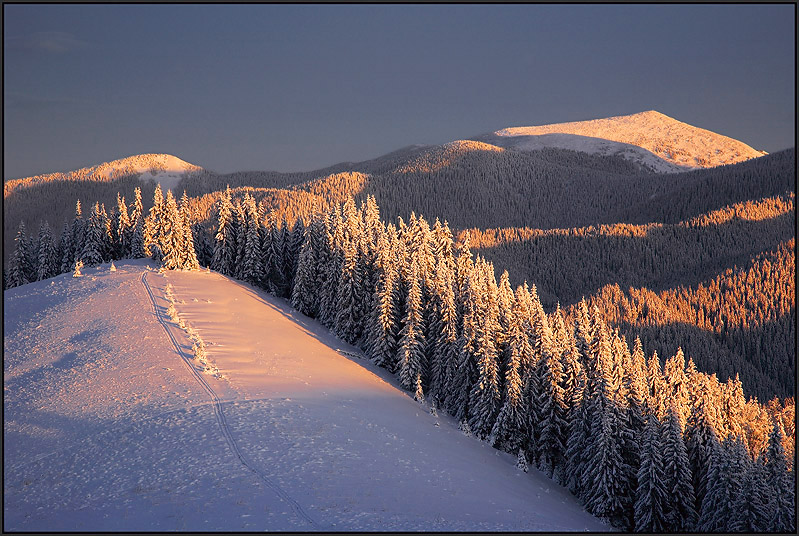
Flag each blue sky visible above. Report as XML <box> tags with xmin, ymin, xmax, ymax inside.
<box><xmin>3</xmin><ymin>4</ymin><xmax>795</xmax><ymax>179</ymax></box>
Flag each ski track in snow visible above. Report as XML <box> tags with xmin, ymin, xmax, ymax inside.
<box><xmin>140</xmin><ymin>271</ymin><xmax>321</xmax><ymax>529</ymax></box>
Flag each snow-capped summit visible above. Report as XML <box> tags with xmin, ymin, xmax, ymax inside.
<box><xmin>4</xmin><ymin>153</ymin><xmax>203</xmax><ymax>197</ymax></box>
<box><xmin>476</xmin><ymin>110</ymin><xmax>766</xmax><ymax>173</ymax></box>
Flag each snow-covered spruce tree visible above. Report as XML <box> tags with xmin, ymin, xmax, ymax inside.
<box><xmin>634</xmin><ymin>414</ymin><xmax>668</xmax><ymax>532</ymax></box>
<box><xmin>562</xmin><ymin>354</ymin><xmax>588</xmax><ymax>496</ymax></box>
<box><xmin>729</xmin><ymin>455</ymin><xmax>770</xmax><ymax>533</ymax></box>
<box><xmin>143</xmin><ymin>184</ymin><xmax>164</xmax><ymax>262</ymax></box>
<box><xmin>563</xmin><ymin>304</ymin><xmax>600</xmax><ymax>500</ymax></box>
<box><xmin>428</xmin><ymin>259</ymin><xmax>458</xmax><ymax>407</ymax></box>
<box><xmin>286</xmin><ymin>217</ymin><xmax>305</xmax><ymax>294</ymax></box>
<box><xmin>367</xmin><ymin>247</ymin><xmax>399</xmax><ymax>370</ymax></box>
<box><xmin>490</xmin><ymin>286</ymin><xmax>533</xmax><ymax>453</ymax></box>
<box><xmin>389</xmin><ymin>227</ymin><xmax>409</xmax><ymax>355</ymax></box>
<box><xmin>763</xmin><ymin>421</ymin><xmax>795</xmax><ymax>532</ymax></box>
<box><xmin>528</xmin><ymin>287</ymin><xmax>568</xmax><ymax>477</ymax></box>
<box><xmin>291</xmin><ymin>227</ymin><xmax>319</xmax><ymax>317</ymax></box>
<box><xmin>535</xmin><ymin>339</ymin><xmax>569</xmax><ymax>479</ymax></box>
<box><xmin>620</xmin><ymin>340</ymin><xmax>647</xmax><ymax>498</ymax></box>
<box><xmin>573</xmin><ymin>298</ymin><xmax>593</xmax><ymax>380</ymax></box>
<box><xmin>398</xmin><ymin>258</ymin><xmax>426</xmax><ymax>397</ymax></box>
<box><xmin>698</xmin><ymin>434</ymin><xmax>742</xmax><ymax>532</ymax></box>
<box><xmin>587</xmin><ymin>305</ymin><xmax>614</xmax><ymax>390</ymax></box>
<box><xmin>663</xmin><ymin>347</ymin><xmax>690</xmax><ymax>428</ymax></box>
<box><xmin>36</xmin><ymin>221</ymin><xmax>59</xmax><ymax>281</ymax></box>
<box><xmin>58</xmin><ymin>221</ymin><xmax>73</xmax><ymax>274</ymax></box>
<box><xmin>278</xmin><ymin>221</ymin><xmax>293</xmax><ymax>296</ymax></box>
<box><xmin>211</xmin><ymin>186</ymin><xmax>236</xmax><ymax>275</ymax></box>
<box><xmin>129</xmin><ymin>187</ymin><xmax>146</xmax><ymax>259</ymax></box>
<box><xmin>231</xmin><ymin>202</ymin><xmax>247</xmax><ymax>280</ymax></box>
<box><xmin>355</xmin><ymin>240</ymin><xmax>376</xmax><ymax>351</ymax></box>
<box><xmin>178</xmin><ymin>191</ymin><xmax>200</xmax><ymax>270</ymax></box>
<box><xmin>334</xmin><ymin>239</ymin><xmax>364</xmax><ymax>345</ymax></box>
<box><xmin>69</xmin><ymin>199</ymin><xmax>86</xmax><ymax>267</ymax></box>
<box><xmin>240</xmin><ymin>194</ymin><xmax>262</xmax><ymax>284</ymax></box>
<box><xmin>684</xmin><ymin>399</ymin><xmax>719</xmax><ymax>515</ymax></box>
<box><xmin>158</xmin><ymin>190</ymin><xmax>182</xmax><ymax>270</ymax></box>
<box><xmin>360</xmin><ymin>195</ymin><xmax>381</xmax><ymax>250</ymax></box>
<box><xmin>425</xmin><ymin>219</ymin><xmax>456</xmax><ymax>402</ymax></box>
<box><xmin>192</xmin><ymin>221</ymin><xmax>212</xmax><ymax>267</ymax></box>
<box><xmin>259</xmin><ymin>212</ymin><xmax>275</xmax><ymax>291</ymax></box>
<box><xmin>494</xmin><ymin>270</ymin><xmax>514</xmax><ymax>385</ymax></box>
<box><xmin>452</xmin><ymin>235</ymin><xmax>473</xmax><ymax>325</ymax></box>
<box><xmin>610</xmin><ymin>334</ymin><xmax>640</xmax><ymax>529</ymax></box>
<box><xmin>267</xmin><ymin>218</ymin><xmax>288</xmax><ymax>296</ymax></box>
<box><xmin>626</xmin><ymin>337</ymin><xmax>650</xmax><ymax>420</ymax></box>
<box><xmin>360</xmin><ymin>209</ymin><xmax>383</xmax><ymax>316</ymax></box>
<box><xmin>317</xmin><ymin>206</ymin><xmax>342</xmax><ymax>327</ymax></box>
<box><xmin>447</xmin><ymin>260</ymin><xmax>479</xmax><ymax>422</ymax></box>
<box><xmin>467</xmin><ymin>260</ymin><xmax>502</xmax><ymax>440</ymax></box>
<box><xmin>99</xmin><ymin>203</ymin><xmax>114</xmax><ymax>262</ymax></box>
<box><xmin>115</xmin><ymin>193</ymin><xmax>131</xmax><ymax>258</ymax></box>
<box><xmin>582</xmin><ymin>370</ymin><xmax>632</xmax><ymax>529</ymax></box>
<box><xmin>80</xmin><ymin>202</ymin><xmax>106</xmax><ymax>267</ymax></box>
<box><xmin>305</xmin><ymin>213</ymin><xmax>331</xmax><ymax>316</ymax></box>
<box><xmin>661</xmin><ymin>407</ymin><xmax>697</xmax><ymax>531</ymax></box>
<box><xmin>647</xmin><ymin>350</ymin><xmax>668</xmax><ymax>420</ymax></box>
<box><xmin>7</xmin><ymin>221</ymin><xmax>34</xmax><ymax>288</ymax></box>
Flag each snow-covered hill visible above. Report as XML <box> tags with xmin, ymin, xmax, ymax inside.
<box><xmin>4</xmin><ymin>153</ymin><xmax>202</xmax><ymax>197</ymax></box>
<box><xmin>475</xmin><ymin>110</ymin><xmax>766</xmax><ymax>173</ymax></box>
<box><xmin>3</xmin><ymin>261</ymin><xmax>607</xmax><ymax>532</ymax></box>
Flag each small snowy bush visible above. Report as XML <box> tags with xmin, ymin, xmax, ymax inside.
<box><xmin>72</xmin><ymin>260</ymin><xmax>83</xmax><ymax>277</ymax></box>
<box><xmin>459</xmin><ymin>419</ymin><xmax>473</xmax><ymax>437</ymax></box>
<box><xmin>166</xmin><ymin>303</ymin><xmax>179</xmax><ymax>323</ymax></box>
<box><xmin>516</xmin><ymin>449</ymin><xmax>529</xmax><ymax>473</ymax></box>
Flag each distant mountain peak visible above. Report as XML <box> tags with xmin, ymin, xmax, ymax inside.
<box><xmin>490</xmin><ymin>111</ymin><xmax>764</xmax><ymax>171</ymax></box>
<box><xmin>5</xmin><ymin>153</ymin><xmax>203</xmax><ymax>197</ymax></box>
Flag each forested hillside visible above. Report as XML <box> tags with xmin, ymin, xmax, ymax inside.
<box><xmin>4</xmin><ymin>135</ymin><xmax>794</xmax><ymax>414</ymax></box>
<box><xmin>6</xmin><ymin>186</ymin><xmax>794</xmax><ymax>533</ymax></box>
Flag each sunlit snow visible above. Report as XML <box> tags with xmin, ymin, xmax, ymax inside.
<box><xmin>4</xmin><ymin>261</ymin><xmax>609</xmax><ymax>531</ymax></box>
<box><xmin>479</xmin><ymin>110</ymin><xmax>766</xmax><ymax>172</ymax></box>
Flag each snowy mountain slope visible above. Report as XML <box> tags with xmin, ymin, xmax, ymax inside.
<box><xmin>3</xmin><ymin>261</ymin><xmax>608</xmax><ymax>532</ymax></box>
<box><xmin>4</xmin><ymin>153</ymin><xmax>202</xmax><ymax>197</ymax></box>
<box><xmin>477</xmin><ymin>110</ymin><xmax>766</xmax><ymax>172</ymax></box>
<box><xmin>475</xmin><ymin>131</ymin><xmax>687</xmax><ymax>174</ymax></box>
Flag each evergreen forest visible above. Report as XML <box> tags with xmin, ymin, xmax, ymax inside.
<box><xmin>5</xmin><ymin>185</ymin><xmax>795</xmax><ymax>532</ymax></box>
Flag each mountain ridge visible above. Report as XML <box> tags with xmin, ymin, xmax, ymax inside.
<box><xmin>5</xmin><ymin>110</ymin><xmax>769</xmax><ymax>191</ymax></box>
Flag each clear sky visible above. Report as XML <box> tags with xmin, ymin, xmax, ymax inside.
<box><xmin>3</xmin><ymin>3</ymin><xmax>795</xmax><ymax>179</ymax></box>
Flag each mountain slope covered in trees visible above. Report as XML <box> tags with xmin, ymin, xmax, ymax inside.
<box><xmin>4</xmin><ymin>112</ymin><xmax>794</xmax><ymax>430</ymax></box>
<box><xmin>8</xmin><ymin>186</ymin><xmax>794</xmax><ymax>532</ymax></box>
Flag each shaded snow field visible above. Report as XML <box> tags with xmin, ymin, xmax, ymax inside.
<box><xmin>4</xmin><ymin>260</ymin><xmax>608</xmax><ymax>531</ymax></box>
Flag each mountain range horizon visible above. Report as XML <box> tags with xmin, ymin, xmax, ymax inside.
<box><xmin>4</xmin><ymin>109</ymin><xmax>773</xmax><ymax>184</ymax></box>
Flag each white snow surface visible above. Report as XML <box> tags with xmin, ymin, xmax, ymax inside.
<box><xmin>4</xmin><ymin>261</ymin><xmax>608</xmax><ymax>532</ymax></box>
<box><xmin>479</xmin><ymin>110</ymin><xmax>766</xmax><ymax>173</ymax></box>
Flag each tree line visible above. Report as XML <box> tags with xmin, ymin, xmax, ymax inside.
<box><xmin>460</xmin><ymin>194</ymin><xmax>795</xmax><ymax>401</ymax></box>
<box><xmin>5</xmin><ymin>186</ymin><xmax>795</xmax><ymax>533</ymax></box>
